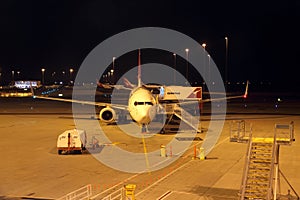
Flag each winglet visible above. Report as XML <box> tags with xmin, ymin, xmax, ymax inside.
<box><xmin>243</xmin><ymin>80</ymin><xmax>249</xmax><ymax>98</ymax></box>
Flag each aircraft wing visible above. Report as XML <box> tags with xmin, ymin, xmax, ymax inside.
<box><xmin>30</xmin><ymin>82</ymin><xmax>128</xmax><ymax>111</ymax></box>
<box><xmin>33</xmin><ymin>94</ymin><xmax>128</xmax><ymax>110</ymax></box>
<box><xmin>203</xmin><ymin>80</ymin><xmax>248</xmax><ymax>102</ymax></box>
<box><xmin>181</xmin><ymin>80</ymin><xmax>249</xmax><ymax>105</ymax></box>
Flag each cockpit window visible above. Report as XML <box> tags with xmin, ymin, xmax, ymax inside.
<box><xmin>134</xmin><ymin>101</ymin><xmax>153</xmax><ymax>106</ymax></box>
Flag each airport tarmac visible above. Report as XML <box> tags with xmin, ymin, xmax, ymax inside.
<box><xmin>0</xmin><ymin>96</ymin><xmax>300</xmax><ymax>199</ymax></box>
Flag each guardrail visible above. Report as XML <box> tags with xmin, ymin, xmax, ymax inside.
<box><xmin>57</xmin><ymin>184</ymin><xmax>92</xmax><ymax>200</ymax></box>
<box><xmin>100</xmin><ymin>188</ymin><xmax>124</xmax><ymax>200</ymax></box>
<box><xmin>230</xmin><ymin>120</ymin><xmax>253</xmax><ymax>143</ymax></box>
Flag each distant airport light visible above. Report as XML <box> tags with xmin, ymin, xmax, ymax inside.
<box><xmin>243</xmin><ymin>94</ymin><xmax>247</xmax><ymax>98</ymax></box>
<box><xmin>58</xmin><ymin>93</ymin><xmax>63</xmax><ymax>97</ymax></box>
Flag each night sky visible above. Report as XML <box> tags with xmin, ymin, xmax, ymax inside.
<box><xmin>0</xmin><ymin>1</ymin><xmax>299</xmax><ymax>91</ymax></box>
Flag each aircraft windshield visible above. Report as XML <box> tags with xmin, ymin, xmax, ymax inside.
<box><xmin>134</xmin><ymin>101</ymin><xmax>153</xmax><ymax>106</ymax></box>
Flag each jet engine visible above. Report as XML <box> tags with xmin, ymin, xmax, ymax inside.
<box><xmin>99</xmin><ymin>107</ymin><xmax>116</xmax><ymax>123</ymax></box>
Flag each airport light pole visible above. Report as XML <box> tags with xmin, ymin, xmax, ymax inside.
<box><xmin>225</xmin><ymin>36</ymin><xmax>228</xmax><ymax>85</ymax></box>
<box><xmin>11</xmin><ymin>70</ymin><xmax>15</xmax><ymax>84</ymax></box>
<box><xmin>173</xmin><ymin>53</ymin><xmax>176</xmax><ymax>85</ymax></box>
<box><xmin>51</xmin><ymin>71</ymin><xmax>56</xmax><ymax>84</ymax></box>
<box><xmin>185</xmin><ymin>48</ymin><xmax>189</xmax><ymax>84</ymax></box>
<box><xmin>202</xmin><ymin>43</ymin><xmax>206</xmax><ymax>84</ymax></box>
<box><xmin>41</xmin><ymin>68</ymin><xmax>45</xmax><ymax>85</ymax></box>
<box><xmin>62</xmin><ymin>71</ymin><xmax>66</xmax><ymax>84</ymax></box>
<box><xmin>69</xmin><ymin>68</ymin><xmax>74</xmax><ymax>84</ymax></box>
<box><xmin>208</xmin><ymin>54</ymin><xmax>211</xmax><ymax>84</ymax></box>
<box><xmin>108</xmin><ymin>71</ymin><xmax>111</xmax><ymax>84</ymax></box>
<box><xmin>110</xmin><ymin>69</ymin><xmax>114</xmax><ymax>84</ymax></box>
<box><xmin>112</xmin><ymin>57</ymin><xmax>116</xmax><ymax>84</ymax></box>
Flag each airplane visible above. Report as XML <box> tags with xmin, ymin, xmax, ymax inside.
<box><xmin>31</xmin><ymin>49</ymin><xmax>249</xmax><ymax>134</ymax></box>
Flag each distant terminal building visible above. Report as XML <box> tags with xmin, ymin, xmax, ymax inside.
<box><xmin>0</xmin><ymin>80</ymin><xmax>41</xmax><ymax>97</ymax></box>
<box><xmin>14</xmin><ymin>80</ymin><xmax>41</xmax><ymax>89</ymax></box>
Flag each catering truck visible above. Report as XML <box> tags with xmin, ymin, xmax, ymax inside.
<box><xmin>57</xmin><ymin>129</ymin><xmax>87</xmax><ymax>154</ymax></box>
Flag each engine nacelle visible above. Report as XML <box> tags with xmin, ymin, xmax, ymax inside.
<box><xmin>99</xmin><ymin>107</ymin><xmax>116</xmax><ymax>123</ymax></box>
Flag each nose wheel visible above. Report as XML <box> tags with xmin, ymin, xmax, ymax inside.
<box><xmin>141</xmin><ymin>124</ymin><xmax>147</xmax><ymax>133</ymax></box>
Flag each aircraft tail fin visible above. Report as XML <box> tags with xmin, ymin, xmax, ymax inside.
<box><xmin>96</xmin><ymin>79</ymin><xmax>113</xmax><ymax>89</ymax></box>
<box><xmin>138</xmin><ymin>49</ymin><xmax>142</xmax><ymax>87</ymax></box>
<box><xmin>243</xmin><ymin>80</ymin><xmax>249</xmax><ymax>98</ymax></box>
<box><xmin>123</xmin><ymin>78</ymin><xmax>135</xmax><ymax>89</ymax></box>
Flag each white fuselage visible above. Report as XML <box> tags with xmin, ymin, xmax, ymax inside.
<box><xmin>128</xmin><ymin>87</ymin><xmax>157</xmax><ymax>125</ymax></box>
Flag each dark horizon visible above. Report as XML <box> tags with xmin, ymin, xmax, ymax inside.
<box><xmin>0</xmin><ymin>1</ymin><xmax>299</xmax><ymax>90</ymax></box>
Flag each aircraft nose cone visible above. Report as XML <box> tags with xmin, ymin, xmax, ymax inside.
<box><xmin>136</xmin><ymin>106</ymin><xmax>156</xmax><ymax>124</ymax></box>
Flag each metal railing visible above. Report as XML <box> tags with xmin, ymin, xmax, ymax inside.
<box><xmin>239</xmin><ymin>121</ymin><xmax>298</xmax><ymax>199</ymax></box>
<box><xmin>57</xmin><ymin>184</ymin><xmax>92</xmax><ymax>200</ymax></box>
<box><xmin>173</xmin><ymin>105</ymin><xmax>200</xmax><ymax>133</ymax></box>
<box><xmin>101</xmin><ymin>188</ymin><xmax>124</xmax><ymax>200</ymax></box>
<box><xmin>239</xmin><ymin>129</ymin><xmax>253</xmax><ymax>200</ymax></box>
<box><xmin>272</xmin><ymin>121</ymin><xmax>299</xmax><ymax>199</ymax></box>
<box><xmin>275</xmin><ymin>121</ymin><xmax>295</xmax><ymax>144</ymax></box>
<box><xmin>229</xmin><ymin>120</ymin><xmax>252</xmax><ymax>143</ymax></box>
<box><xmin>268</xmin><ymin>128</ymin><xmax>278</xmax><ymax>200</ymax></box>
